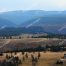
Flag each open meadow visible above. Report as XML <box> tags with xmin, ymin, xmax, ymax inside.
<box><xmin>0</xmin><ymin>38</ymin><xmax>66</xmax><ymax>66</ymax></box>
<box><xmin>0</xmin><ymin>52</ymin><xmax>66</xmax><ymax>66</ymax></box>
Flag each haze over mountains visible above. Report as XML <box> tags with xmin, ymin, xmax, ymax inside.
<box><xmin>0</xmin><ymin>10</ymin><xmax>66</xmax><ymax>35</ymax></box>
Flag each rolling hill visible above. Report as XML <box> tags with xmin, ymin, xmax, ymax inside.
<box><xmin>0</xmin><ymin>10</ymin><xmax>66</xmax><ymax>35</ymax></box>
<box><xmin>0</xmin><ymin>10</ymin><xmax>66</xmax><ymax>25</ymax></box>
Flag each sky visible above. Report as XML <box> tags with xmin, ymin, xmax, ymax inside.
<box><xmin>0</xmin><ymin>0</ymin><xmax>66</xmax><ymax>12</ymax></box>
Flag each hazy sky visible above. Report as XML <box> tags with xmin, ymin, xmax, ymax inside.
<box><xmin>0</xmin><ymin>0</ymin><xmax>66</xmax><ymax>12</ymax></box>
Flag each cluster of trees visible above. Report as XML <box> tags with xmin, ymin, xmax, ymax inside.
<box><xmin>45</xmin><ymin>44</ymin><xmax>66</xmax><ymax>52</ymax></box>
<box><xmin>0</xmin><ymin>36</ymin><xmax>22</xmax><ymax>39</ymax></box>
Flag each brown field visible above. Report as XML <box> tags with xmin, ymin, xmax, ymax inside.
<box><xmin>17</xmin><ymin>52</ymin><xmax>66</xmax><ymax>66</ymax></box>
<box><xmin>0</xmin><ymin>38</ymin><xmax>66</xmax><ymax>66</ymax></box>
<box><xmin>0</xmin><ymin>38</ymin><xmax>64</xmax><ymax>52</ymax></box>
<box><xmin>0</xmin><ymin>38</ymin><xmax>63</xmax><ymax>47</ymax></box>
<box><xmin>0</xmin><ymin>52</ymin><xmax>66</xmax><ymax>66</ymax></box>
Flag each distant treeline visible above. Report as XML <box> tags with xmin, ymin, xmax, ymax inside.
<box><xmin>0</xmin><ymin>34</ymin><xmax>66</xmax><ymax>39</ymax></box>
<box><xmin>32</xmin><ymin>34</ymin><xmax>66</xmax><ymax>39</ymax></box>
<box><xmin>0</xmin><ymin>27</ymin><xmax>66</xmax><ymax>39</ymax></box>
<box><xmin>3</xmin><ymin>44</ymin><xmax>66</xmax><ymax>53</ymax></box>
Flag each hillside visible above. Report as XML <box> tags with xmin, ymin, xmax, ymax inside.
<box><xmin>0</xmin><ymin>10</ymin><xmax>66</xmax><ymax>34</ymax></box>
<box><xmin>0</xmin><ymin>10</ymin><xmax>66</xmax><ymax>25</ymax></box>
<box><xmin>0</xmin><ymin>17</ymin><xmax>16</xmax><ymax>27</ymax></box>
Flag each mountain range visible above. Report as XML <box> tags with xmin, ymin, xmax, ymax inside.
<box><xmin>0</xmin><ymin>10</ymin><xmax>66</xmax><ymax>35</ymax></box>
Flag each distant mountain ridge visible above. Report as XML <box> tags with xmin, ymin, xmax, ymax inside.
<box><xmin>0</xmin><ymin>10</ymin><xmax>66</xmax><ymax>34</ymax></box>
<box><xmin>0</xmin><ymin>10</ymin><xmax>66</xmax><ymax>25</ymax></box>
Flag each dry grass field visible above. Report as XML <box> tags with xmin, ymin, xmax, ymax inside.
<box><xmin>0</xmin><ymin>38</ymin><xmax>66</xmax><ymax>66</ymax></box>
<box><xmin>18</xmin><ymin>52</ymin><xmax>66</xmax><ymax>66</ymax></box>
<box><xmin>0</xmin><ymin>38</ymin><xmax>63</xmax><ymax>52</ymax></box>
<box><xmin>1</xmin><ymin>52</ymin><xmax>66</xmax><ymax>66</ymax></box>
<box><xmin>0</xmin><ymin>38</ymin><xmax>63</xmax><ymax>44</ymax></box>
